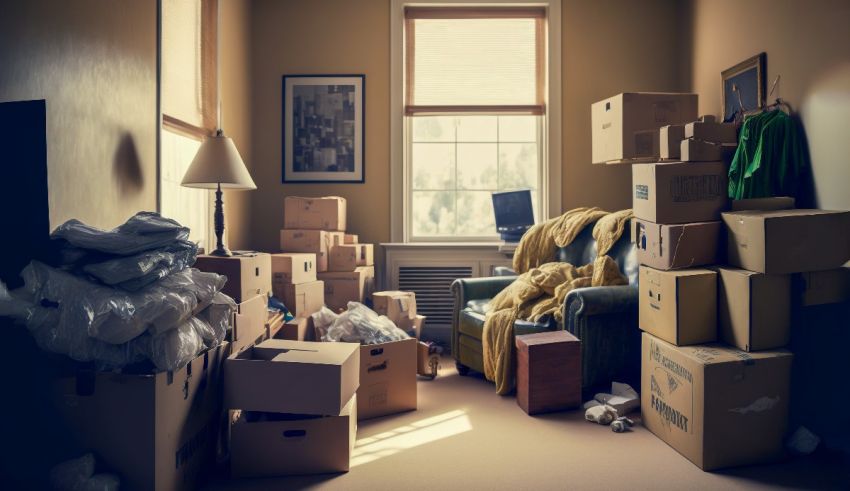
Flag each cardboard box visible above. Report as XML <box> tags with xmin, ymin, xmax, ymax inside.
<box><xmin>344</xmin><ymin>234</ymin><xmax>359</xmax><ymax>244</ymax></box>
<box><xmin>684</xmin><ymin>121</ymin><xmax>738</xmax><ymax>144</ymax></box>
<box><xmin>417</xmin><ymin>341</ymin><xmax>439</xmax><ymax>377</ymax></box>
<box><xmin>641</xmin><ymin>333</ymin><xmax>792</xmax><ymax>470</ymax></box>
<box><xmin>798</xmin><ymin>267</ymin><xmax>850</xmax><ymax>306</ymax></box>
<box><xmin>225</xmin><ymin>339</ymin><xmax>359</xmax><ymax>414</ymax></box>
<box><xmin>53</xmin><ymin>344</ymin><xmax>228</xmax><ymax>491</ymax></box>
<box><xmin>635</xmin><ymin>219</ymin><xmax>721</xmax><ymax>270</ymax></box>
<box><xmin>659</xmin><ymin>124</ymin><xmax>685</xmax><ymax>160</ymax></box>
<box><xmin>722</xmin><ymin>209</ymin><xmax>850</xmax><ymax>274</ymax></box>
<box><xmin>274</xmin><ymin>317</ymin><xmax>312</xmax><ymax>341</ymax></box>
<box><xmin>230</xmin><ymin>395</ymin><xmax>357</xmax><ymax>477</ymax></box>
<box><xmin>718</xmin><ymin>267</ymin><xmax>791</xmax><ymax>352</ymax></box>
<box><xmin>273</xmin><ymin>280</ymin><xmax>324</xmax><ymax>318</ymax></box>
<box><xmin>358</xmin><ymin>338</ymin><xmax>418</xmax><ymax>420</ymax></box>
<box><xmin>730</xmin><ymin>196</ymin><xmax>795</xmax><ymax>212</ymax></box>
<box><xmin>639</xmin><ymin>266</ymin><xmax>717</xmax><ymax>346</ymax></box>
<box><xmin>265</xmin><ymin>312</ymin><xmax>284</xmax><ymax>339</ymax></box>
<box><xmin>373</xmin><ymin>291</ymin><xmax>417</xmax><ymax>330</ymax></box>
<box><xmin>231</xmin><ymin>294</ymin><xmax>269</xmax><ymax>354</ymax></box>
<box><xmin>680</xmin><ymin>139</ymin><xmax>735</xmax><ymax>162</ymax></box>
<box><xmin>279</xmin><ymin>229</ymin><xmax>345</xmax><ymax>272</ymax></box>
<box><xmin>271</xmin><ymin>253</ymin><xmax>316</xmax><ymax>285</ymax></box>
<box><xmin>591</xmin><ymin>92</ymin><xmax>698</xmax><ymax>164</ymax></box>
<box><xmin>318</xmin><ymin>266</ymin><xmax>375</xmax><ymax>312</ymax></box>
<box><xmin>329</xmin><ymin>243</ymin><xmax>374</xmax><ymax>271</ymax></box>
<box><xmin>194</xmin><ymin>252</ymin><xmax>272</xmax><ymax>303</ymax></box>
<box><xmin>412</xmin><ymin>314</ymin><xmax>425</xmax><ymax>339</ymax></box>
<box><xmin>632</xmin><ymin>161</ymin><xmax>728</xmax><ymax>224</ymax></box>
<box><xmin>284</xmin><ymin>196</ymin><xmax>347</xmax><ymax>231</ymax></box>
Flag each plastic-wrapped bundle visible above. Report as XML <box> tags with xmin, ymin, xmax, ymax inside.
<box><xmin>319</xmin><ymin>302</ymin><xmax>410</xmax><ymax>345</ymax></box>
<box><xmin>51</xmin><ymin>211</ymin><xmax>190</xmax><ymax>256</ymax></box>
<box><xmin>82</xmin><ymin>241</ymin><xmax>198</xmax><ymax>291</ymax></box>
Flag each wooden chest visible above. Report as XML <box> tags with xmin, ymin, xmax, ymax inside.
<box><xmin>516</xmin><ymin>331</ymin><xmax>581</xmax><ymax>415</ymax></box>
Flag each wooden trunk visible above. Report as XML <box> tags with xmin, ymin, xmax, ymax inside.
<box><xmin>516</xmin><ymin>331</ymin><xmax>581</xmax><ymax>415</ymax></box>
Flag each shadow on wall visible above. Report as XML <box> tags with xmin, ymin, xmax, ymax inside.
<box><xmin>113</xmin><ymin>131</ymin><xmax>144</xmax><ymax>195</ymax></box>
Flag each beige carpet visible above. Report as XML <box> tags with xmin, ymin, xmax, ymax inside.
<box><xmin>208</xmin><ymin>357</ymin><xmax>848</xmax><ymax>491</ymax></box>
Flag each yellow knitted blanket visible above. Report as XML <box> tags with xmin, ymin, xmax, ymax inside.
<box><xmin>483</xmin><ymin>209</ymin><xmax>633</xmax><ymax>394</ymax></box>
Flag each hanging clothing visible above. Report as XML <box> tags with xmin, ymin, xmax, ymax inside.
<box><xmin>728</xmin><ymin>109</ymin><xmax>808</xmax><ymax>200</ymax></box>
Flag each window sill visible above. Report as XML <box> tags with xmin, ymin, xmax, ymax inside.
<box><xmin>381</xmin><ymin>241</ymin><xmax>503</xmax><ymax>249</ymax></box>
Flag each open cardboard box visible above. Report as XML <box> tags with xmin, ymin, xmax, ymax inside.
<box><xmin>357</xmin><ymin>338</ymin><xmax>417</xmax><ymax>420</ymax></box>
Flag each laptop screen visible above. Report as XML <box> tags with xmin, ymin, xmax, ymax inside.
<box><xmin>492</xmin><ymin>190</ymin><xmax>534</xmax><ymax>232</ymax></box>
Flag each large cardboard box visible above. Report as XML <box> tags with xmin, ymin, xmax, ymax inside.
<box><xmin>373</xmin><ymin>291</ymin><xmax>417</xmax><ymax>330</ymax></box>
<box><xmin>231</xmin><ymin>294</ymin><xmax>269</xmax><ymax>354</ymax></box>
<box><xmin>225</xmin><ymin>339</ymin><xmax>359</xmax><ymax>414</ymax></box>
<box><xmin>632</xmin><ymin>161</ymin><xmax>728</xmax><ymax>224</ymax></box>
<box><xmin>591</xmin><ymin>92</ymin><xmax>698</xmax><ymax>164</ymax></box>
<box><xmin>271</xmin><ymin>252</ymin><xmax>316</xmax><ymax>285</ymax></box>
<box><xmin>639</xmin><ymin>266</ymin><xmax>717</xmax><ymax>346</ymax></box>
<box><xmin>722</xmin><ymin>209</ymin><xmax>850</xmax><ymax>274</ymax></box>
<box><xmin>798</xmin><ymin>267</ymin><xmax>850</xmax><ymax>306</ymax></box>
<box><xmin>53</xmin><ymin>344</ymin><xmax>228</xmax><ymax>491</ymax></box>
<box><xmin>194</xmin><ymin>252</ymin><xmax>272</xmax><ymax>303</ymax></box>
<box><xmin>284</xmin><ymin>196</ymin><xmax>347</xmax><ymax>231</ymax></box>
<box><xmin>358</xmin><ymin>338</ymin><xmax>418</xmax><ymax>420</ymax></box>
<box><xmin>680</xmin><ymin>139</ymin><xmax>735</xmax><ymax>162</ymax></box>
<box><xmin>684</xmin><ymin>121</ymin><xmax>738</xmax><ymax>144</ymax></box>
<box><xmin>279</xmin><ymin>229</ymin><xmax>345</xmax><ymax>272</ymax></box>
<box><xmin>635</xmin><ymin>219</ymin><xmax>721</xmax><ymax>270</ymax></box>
<box><xmin>329</xmin><ymin>243</ymin><xmax>374</xmax><ymax>271</ymax></box>
<box><xmin>659</xmin><ymin>124</ymin><xmax>684</xmax><ymax>160</ymax></box>
<box><xmin>641</xmin><ymin>333</ymin><xmax>792</xmax><ymax>470</ymax></box>
<box><xmin>273</xmin><ymin>280</ymin><xmax>324</xmax><ymax>318</ymax></box>
<box><xmin>230</xmin><ymin>395</ymin><xmax>357</xmax><ymax>478</ymax></box>
<box><xmin>274</xmin><ymin>316</ymin><xmax>312</xmax><ymax>341</ymax></box>
<box><xmin>718</xmin><ymin>267</ymin><xmax>791</xmax><ymax>352</ymax></box>
<box><xmin>318</xmin><ymin>266</ymin><xmax>375</xmax><ymax>312</ymax></box>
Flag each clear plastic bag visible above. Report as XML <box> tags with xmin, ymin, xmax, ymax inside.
<box><xmin>133</xmin><ymin>317</ymin><xmax>205</xmax><ymax>372</ymax></box>
<box><xmin>322</xmin><ymin>302</ymin><xmax>410</xmax><ymax>344</ymax></box>
<box><xmin>51</xmin><ymin>211</ymin><xmax>190</xmax><ymax>256</ymax></box>
<box><xmin>82</xmin><ymin>242</ymin><xmax>198</xmax><ymax>291</ymax></box>
<box><xmin>311</xmin><ymin>306</ymin><xmax>340</xmax><ymax>341</ymax></box>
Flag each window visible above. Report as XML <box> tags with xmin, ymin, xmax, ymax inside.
<box><xmin>403</xmin><ymin>6</ymin><xmax>548</xmax><ymax>241</ymax></box>
<box><xmin>159</xmin><ymin>0</ymin><xmax>217</xmax><ymax>249</ymax></box>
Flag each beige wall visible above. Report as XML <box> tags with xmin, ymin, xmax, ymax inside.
<box><xmin>689</xmin><ymin>0</ymin><xmax>850</xmax><ymax>210</ymax></box>
<box><xmin>0</xmin><ymin>0</ymin><xmax>157</xmax><ymax>230</ymax></box>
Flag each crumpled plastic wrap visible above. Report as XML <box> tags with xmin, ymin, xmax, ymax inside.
<box><xmin>81</xmin><ymin>242</ymin><xmax>198</xmax><ymax>291</ymax></box>
<box><xmin>315</xmin><ymin>302</ymin><xmax>410</xmax><ymax>345</ymax></box>
<box><xmin>49</xmin><ymin>453</ymin><xmax>120</xmax><ymax>491</ymax></box>
<box><xmin>51</xmin><ymin>211</ymin><xmax>190</xmax><ymax>256</ymax></box>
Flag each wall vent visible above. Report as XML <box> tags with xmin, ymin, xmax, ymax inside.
<box><xmin>397</xmin><ymin>266</ymin><xmax>473</xmax><ymax>326</ymax></box>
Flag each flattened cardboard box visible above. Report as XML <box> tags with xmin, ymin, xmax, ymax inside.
<box><xmin>722</xmin><ymin>209</ymin><xmax>850</xmax><ymax>274</ymax></box>
<box><xmin>225</xmin><ymin>339</ymin><xmax>359</xmax><ymax>415</ymax></box>
<box><xmin>231</xmin><ymin>294</ymin><xmax>269</xmax><ymax>354</ymax></box>
<box><xmin>273</xmin><ymin>280</ymin><xmax>324</xmax><ymax>318</ymax></box>
<box><xmin>319</xmin><ymin>266</ymin><xmax>375</xmax><ymax>312</ymax></box>
<box><xmin>358</xmin><ymin>338</ymin><xmax>418</xmax><ymax>420</ymax></box>
<box><xmin>591</xmin><ymin>92</ymin><xmax>698</xmax><ymax>164</ymax></box>
<box><xmin>271</xmin><ymin>252</ymin><xmax>316</xmax><ymax>285</ymax></box>
<box><xmin>799</xmin><ymin>267</ymin><xmax>850</xmax><ymax>306</ymax></box>
<box><xmin>373</xmin><ymin>291</ymin><xmax>417</xmax><ymax>330</ymax></box>
<box><xmin>279</xmin><ymin>229</ymin><xmax>345</xmax><ymax>272</ymax></box>
<box><xmin>659</xmin><ymin>124</ymin><xmax>684</xmax><ymax>160</ymax></box>
<box><xmin>329</xmin><ymin>243</ymin><xmax>374</xmax><ymax>271</ymax></box>
<box><xmin>635</xmin><ymin>219</ymin><xmax>721</xmax><ymax>270</ymax></box>
<box><xmin>718</xmin><ymin>267</ymin><xmax>790</xmax><ymax>351</ymax></box>
<box><xmin>194</xmin><ymin>252</ymin><xmax>272</xmax><ymax>303</ymax></box>
<box><xmin>639</xmin><ymin>266</ymin><xmax>717</xmax><ymax>346</ymax></box>
<box><xmin>641</xmin><ymin>333</ymin><xmax>792</xmax><ymax>471</ymax></box>
<box><xmin>230</xmin><ymin>395</ymin><xmax>357</xmax><ymax>478</ymax></box>
<box><xmin>284</xmin><ymin>196</ymin><xmax>347</xmax><ymax>231</ymax></box>
<box><xmin>53</xmin><ymin>344</ymin><xmax>228</xmax><ymax>491</ymax></box>
<box><xmin>632</xmin><ymin>161</ymin><xmax>728</xmax><ymax>224</ymax></box>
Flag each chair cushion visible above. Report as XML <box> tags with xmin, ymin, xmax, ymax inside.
<box><xmin>459</xmin><ymin>308</ymin><xmax>555</xmax><ymax>340</ymax></box>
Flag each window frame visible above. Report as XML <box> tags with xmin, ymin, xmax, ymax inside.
<box><xmin>390</xmin><ymin>0</ymin><xmax>562</xmax><ymax>244</ymax></box>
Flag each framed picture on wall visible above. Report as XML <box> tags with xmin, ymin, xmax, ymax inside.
<box><xmin>282</xmin><ymin>74</ymin><xmax>365</xmax><ymax>183</ymax></box>
<box><xmin>721</xmin><ymin>53</ymin><xmax>766</xmax><ymax>122</ymax></box>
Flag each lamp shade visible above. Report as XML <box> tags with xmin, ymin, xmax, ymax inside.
<box><xmin>181</xmin><ymin>131</ymin><xmax>256</xmax><ymax>190</ymax></box>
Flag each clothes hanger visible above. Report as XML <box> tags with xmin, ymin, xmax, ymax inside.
<box><xmin>762</xmin><ymin>75</ymin><xmax>792</xmax><ymax>114</ymax></box>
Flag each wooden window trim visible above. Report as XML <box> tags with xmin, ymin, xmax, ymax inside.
<box><xmin>162</xmin><ymin>114</ymin><xmax>211</xmax><ymax>140</ymax></box>
<box><xmin>404</xmin><ymin>6</ymin><xmax>546</xmax><ymax>19</ymax></box>
<box><xmin>404</xmin><ymin>105</ymin><xmax>544</xmax><ymax>116</ymax></box>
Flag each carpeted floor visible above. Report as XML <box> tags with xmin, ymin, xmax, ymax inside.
<box><xmin>208</xmin><ymin>357</ymin><xmax>848</xmax><ymax>491</ymax></box>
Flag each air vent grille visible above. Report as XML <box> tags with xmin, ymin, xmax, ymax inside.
<box><xmin>397</xmin><ymin>266</ymin><xmax>473</xmax><ymax>325</ymax></box>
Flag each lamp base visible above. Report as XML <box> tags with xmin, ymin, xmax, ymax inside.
<box><xmin>209</xmin><ymin>246</ymin><xmax>232</xmax><ymax>257</ymax></box>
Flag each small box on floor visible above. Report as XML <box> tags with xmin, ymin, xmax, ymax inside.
<box><xmin>284</xmin><ymin>196</ymin><xmax>347</xmax><ymax>231</ymax></box>
<box><xmin>516</xmin><ymin>331</ymin><xmax>581</xmax><ymax>415</ymax></box>
<box><xmin>318</xmin><ymin>266</ymin><xmax>375</xmax><ymax>312</ymax></box>
<box><xmin>718</xmin><ymin>267</ymin><xmax>791</xmax><ymax>351</ymax></box>
<box><xmin>231</xmin><ymin>294</ymin><xmax>269</xmax><ymax>354</ymax></box>
<box><xmin>271</xmin><ymin>252</ymin><xmax>316</xmax><ymax>285</ymax></box>
<box><xmin>634</xmin><ymin>219</ymin><xmax>721</xmax><ymax>270</ymax></box>
<box><xmin>372</xmin><ymin>291</ymin><xmax>417</xmax><ymax>330</ymax></box>
<box><xmin>639</xmin><ymin>266</ymin><xmax>717</xmax><ymax>346</ymax></box>
<box><xmin>230</xmin><ymin>395</ymin><xmax>357</xmax><ymax>478</ymax></box>
<box><xmin>273</xmin><ymin>280</ymin><xmax>324</xmax><ymax>318</ymax></box>
<box><xmin>194</xmin><ymin>252</ymin><xmax>271</xmax><ymax>303</ymax></box>
<box><xmin>358</xmin><ymin>338</ymin><xmax>417</xmax><ymax>420</ymax></box>
<box><xmin>659</xmin><ymin>124</ymin><xmax>685</xmax><ymax>160</ymax></box>
<box><xmin>641</xmin><ymin>333</ymin><xmax>792</xmax><ymax>471</ymax></box>
<box><xmin>417</xmin><ymin>341</ymin><xmax>439</xmax><ymax>377</ymax></box>
<box><xmin>722</xmin><ymin>209</ymin><xmax>850</xmax><ymax>274</ymax></box>
<box><xmin>591</xmin><ymin>92</ymin><xmax>698</xmax><ymax>164</ymax></box>
<box><xmin>273</xmin><ymin>316</ymin><xmax>312</xmax><ymax>341</ymax></box>
<box><xmin>329</xmin><ymin>243</ymin><xmax>374</xmax><ymax>271</ymax></box>
<box><xmin>279</xmin><ymin>229</ymin><xmax>345</xmax><ymax>272</ymax></box>
<box><xmin>632</xmin><ymin>161</ymin><xmax>728</xmax><ymax>224</ymax></box>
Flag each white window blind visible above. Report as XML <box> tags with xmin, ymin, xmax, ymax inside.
<box><xmin>405</xmin><ymin>7</ymin><xmax>545</xmax><ymax>115</ymax></box>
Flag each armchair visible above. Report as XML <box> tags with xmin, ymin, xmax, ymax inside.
<box><xmin>451</xmin><ymin>225</ymin><xmax>640</xmax><ymax>392</ymax></box>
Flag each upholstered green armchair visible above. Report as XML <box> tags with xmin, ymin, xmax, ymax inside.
<box><xmin>450</xmin><ymin>226</ymin><xmax>640</xmax><ymax>392</ymax></box>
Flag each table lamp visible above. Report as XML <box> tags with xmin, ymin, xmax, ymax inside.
<box><xmin>181</xmin><ymin>129</ymin><xmax>256</xmax><ymax>257</ymax></box>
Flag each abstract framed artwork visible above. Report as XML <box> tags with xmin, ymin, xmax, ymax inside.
<box><xmin>721</xmin><ymin>53</ymin><xmax>766</xmax><ymax>122</ymax></box>
<box><xmin>282</xmin><ymin>74</ymin><xmax>365</xmax><ymax>183</ymax></box>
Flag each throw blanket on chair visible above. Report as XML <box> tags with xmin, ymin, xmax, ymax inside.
<box><xmin>483</xmin><ymin>208</ymin><xmax>633</xmax><ymax>395</ymax></box>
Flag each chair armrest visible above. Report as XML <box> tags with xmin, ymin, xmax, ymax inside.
<box><xmin>451</xmin><ymin>276</ymin><xmax>516</xmax><ymax>306</ymax></box>
<box><xmin>563</xmin><ymin>285</ymin><xmax>638</xmax><ymax>320</ymax></box>
<box><xmin>493</xmin><ymin>266</ymin><xmax>516</xmax><ymax>277</ymax></box>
